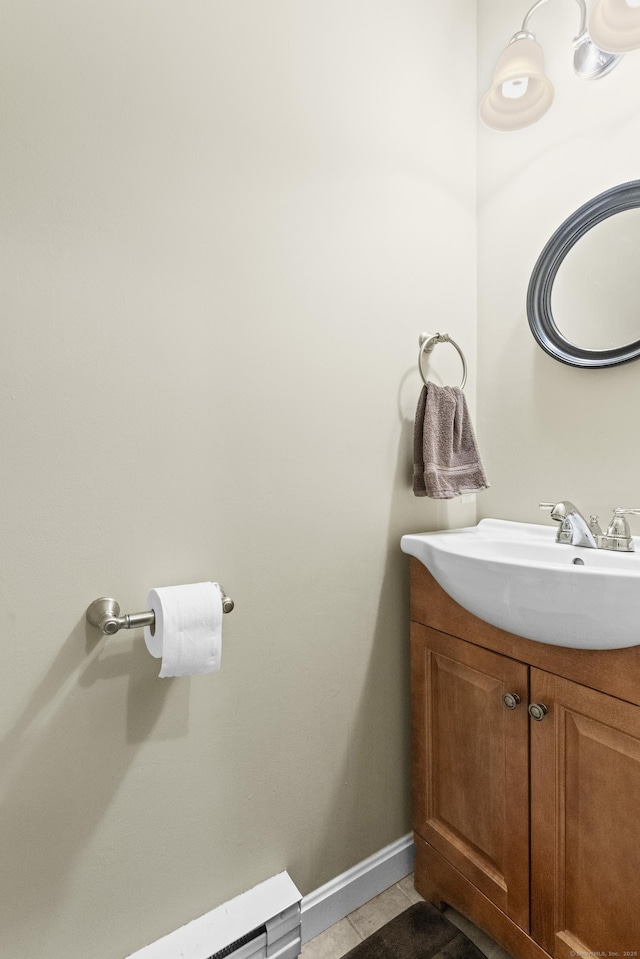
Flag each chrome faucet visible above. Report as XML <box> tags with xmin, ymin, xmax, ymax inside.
<box><xmin>540</xmin><ymin>502</ymin><xmax>640</xmax><ymax>551</ymax></box>
<box><xmin>539</xmin><ymin>501</ymin><xmax>601</xmax><ymax>548</ymax></box>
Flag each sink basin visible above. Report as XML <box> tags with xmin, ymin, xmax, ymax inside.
<box><xmin>401</xmin><ymin>518</ymin><xmax>640</xmax><ymax>650</ymax></box>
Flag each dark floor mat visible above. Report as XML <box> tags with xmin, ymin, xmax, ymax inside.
<box><xmin>341</xmin><ymin>902</ymin><xmax>487</xmax><ymax>959</ymax></box>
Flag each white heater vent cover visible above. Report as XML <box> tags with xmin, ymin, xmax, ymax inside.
<box><xmin>126</xmin><ymin>872</ymin><xmax>302</xmax><ymax>959</ymax></box>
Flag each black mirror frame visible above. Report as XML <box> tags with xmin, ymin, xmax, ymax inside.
<box><xmin>527</xmin><ymin>180</ymin><xmax>640</xmax><ymax>368</ymax></box>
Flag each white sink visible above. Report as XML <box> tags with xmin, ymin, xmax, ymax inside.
<box><xmin>401</xmin><ymin>518</ymin><xmax>640</xmax><ymax>650</ymax></box>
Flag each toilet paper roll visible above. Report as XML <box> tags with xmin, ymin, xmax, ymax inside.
<box><xmin>143</xmin><ymin>582</ymin><xmax>223</xmax><ymax>677</ymax></box>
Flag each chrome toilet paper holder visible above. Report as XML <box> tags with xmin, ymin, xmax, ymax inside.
<box><xmin>86</xmin><ymin>587</ymin><xmax>234</xmax><ymax>636</ymax></box>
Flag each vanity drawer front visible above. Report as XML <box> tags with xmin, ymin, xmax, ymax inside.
<box><xmin>411</xmin><ymin>624</ymin><xmax>530</xmax><ymax>930</ymax></box>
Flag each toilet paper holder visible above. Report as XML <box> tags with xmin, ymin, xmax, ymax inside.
<box><xmin>86</xmin><ymin>587</ymin><xmax>234</xmax><ymax>636</ymax></box>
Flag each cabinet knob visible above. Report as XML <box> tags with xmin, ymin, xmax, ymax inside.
<box><xmin>502</xmin><ymin>692</ymin><xmax>521</xmax><ymax>710</ymax></box>
<box><xmin>528</xmin><ymin>702</ymin><xmax>548</xmax><ymax>722</ymax></box>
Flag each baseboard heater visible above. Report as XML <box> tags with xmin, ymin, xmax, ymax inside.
<box><xmin>126</xmin><ymin>872</ymin><xmax>302</xmax><ymax>959</ymax></box>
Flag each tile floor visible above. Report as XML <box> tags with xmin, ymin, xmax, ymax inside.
<box><xmin>300</xmin><ymin>874</ymin><xmax>512</xmax><ymax>959</ymax></box>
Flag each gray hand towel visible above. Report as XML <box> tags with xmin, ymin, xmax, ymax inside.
<box><xmin>413</xmin><ymin>382</ymin><xmax>489</xmax><ymax>499</ymax></box>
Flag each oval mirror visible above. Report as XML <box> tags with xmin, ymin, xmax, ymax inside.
<box><xmin>527</xmin><ymin>180</ymin><xmax>640</xmax><ymax>368</ymax></box>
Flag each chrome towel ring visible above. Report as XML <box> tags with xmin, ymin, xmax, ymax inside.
<box><xmin>418</xmin><ymin>332</ymin><xmax>467</xmax><ymax>389</ymax></box>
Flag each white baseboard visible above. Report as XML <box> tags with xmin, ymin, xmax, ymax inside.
<box><xmin>301</xmin><ymin>834</ymin><xmax>415</xmax><ymax>944</ymax></box>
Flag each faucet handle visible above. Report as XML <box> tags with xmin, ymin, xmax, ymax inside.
<box><xmin>607</xmin><ymin>508</ymin><xmax>640</xmax><ymax>531</ymax></box>
<box><xmin>539</xmin><ymin>501</ymin><xmax>577</xmax><ymax>521</ymax></box>
<box><xmin>607</xmin><ymin>506</ymin><xmax>640</xmax><ymax>536</ymax></box>
<box><xmin>604</xmin><ymin>508</ymin><xmax>640</xmax><ymax>551</ymax></box>
<box><xmin>539</xmin><ymin>502</ymin><xmax>564</xmax><ymax>518</ymax></box>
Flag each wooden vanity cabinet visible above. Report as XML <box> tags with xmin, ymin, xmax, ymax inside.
<box><xmin>409</xmin><ymin>558</ymin><xmax>640</xmax><ymax>959</ymax></box>
<box><xmin>411</xmin><ymin>627</ymin><xmax>530</xmax><ymax>930</ymax></box>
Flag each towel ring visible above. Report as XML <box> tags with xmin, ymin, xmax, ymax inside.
<box><xmin>418</xmin><ymin>332</ymin><xmax>467</xmax><ymax>390</ymax></box>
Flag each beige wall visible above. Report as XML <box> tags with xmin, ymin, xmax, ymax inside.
<box><xmin>477</xmin><ymin>0</ymin><xmax>640</xmax><ymax>526</ymax></box>
<box><xmin>0</xmin><ymin>4</ymin><xmax>477</xmax><ymax>958</ymax></box>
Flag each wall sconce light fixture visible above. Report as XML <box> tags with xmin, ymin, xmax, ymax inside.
<box><xmin>480</xmin><ymin>0</ymin><xmax>623</xmax><ymax>131</ymax></box>
<box><xmin>589</xmin><ymin>0</ymin><xmax>640</xmax><ymax>53</ymax></box>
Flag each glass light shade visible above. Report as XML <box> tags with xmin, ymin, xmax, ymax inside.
<box><xmin>480</xmin><ymin>36</ymin><xmax>554</xmax><ymax>131</ymax></box>
<box><xmin>589</xmin><ymin>0</ymin><xmax>640</xmax><ymax>53</ymax></box>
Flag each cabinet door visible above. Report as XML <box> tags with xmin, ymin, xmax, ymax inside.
<box><xmin>530</xmin><ymin>668</ymin><xmax>640</xmax><ymax>956</ymax></box>
<box><xmin>411</xmin><ymin>624</ymin><xmax>530</xmax><ymax>929</ymax></box>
